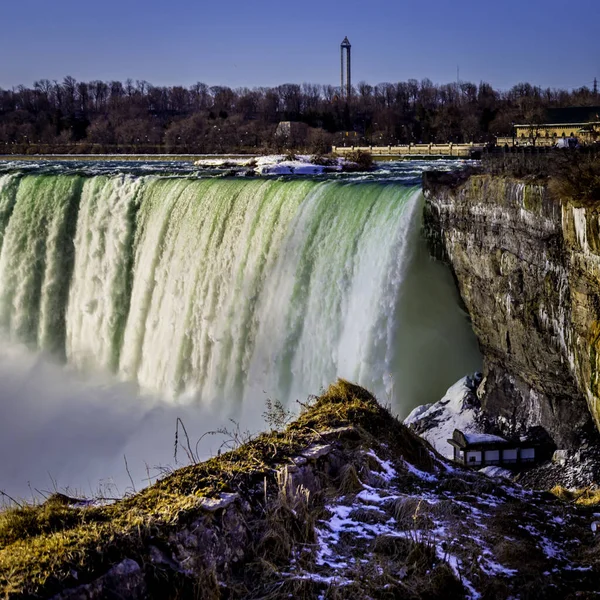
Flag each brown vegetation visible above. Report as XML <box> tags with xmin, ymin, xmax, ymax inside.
<box><xmin>1</xmin><ymin>77</ymin><xmax>599</xmax><ymax>154</ymax></box>
<box><xmin>549</xmin><ymin>152</ymin><xmax>600</xmax><ymax>204</ymax></box>
<box><xmin>550</xmin><ymin>485</ymin><xmax>600</xmax><ymax>506</ymax></box>
<box><xmin>479</xmin><ymin>146</ymin><xmax>600</xmax><ymax>204</ymax></box>
<box><xmin>2</xmin><ymin>380</ymin><xmax>599</xmax><ymax>599</ymax></box>
<box><xmin>0</xmin><ymin>380</ymin><xmax>442</xmax><ymax>599</ymax></box>
<box><xmin>340</xmin><ymin>149</ymin><xmax>374</xmax><ymax>171</ymax></box>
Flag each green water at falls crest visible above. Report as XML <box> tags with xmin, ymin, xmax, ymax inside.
<box><xmin>0</xmin><ymin>175</ymin><xmax>480</xmax><ymax>413</ymax></box>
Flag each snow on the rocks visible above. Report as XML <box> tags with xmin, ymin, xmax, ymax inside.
<box><xmin>282</xmin><ymin>437</ymin><xmax>596</xmax><ymax>596</ymax></box>
<box><xmin>364</xmin><ymin>450</ymin><xmax>396</xmax><ymax>482</ymax></box>
<box><xmin>479</xmin><ymin>465</ymin><xmax>513</xmax><ymax>479</ymax></box>
<box><xmin>193</xmin><ymin>154</ymin><xmax>355</xmax><ymax>175</ymax></box>
<box><xmin>402</xmin><ymin>459</ymin><xmax>438</xmax><ymax>482</ymax></box>
<box><xmin>404</xmin><ymin>375</ymin><xmax>483</xmax><ymax>457</ymax></box>
<box><xmin>288</xmin><ymin>449</ymin><xmax>548</xmax><ymax>595</ymax></box>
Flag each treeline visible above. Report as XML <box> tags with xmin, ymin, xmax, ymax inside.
<box><xmin>1</xmin><ymin>77</ymin><xmax>599</xmax><ymax>154</ymax></box>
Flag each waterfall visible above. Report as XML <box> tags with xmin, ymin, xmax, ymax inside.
<box><xmin>0</xmin><ymin>174</ymin><xmax>480</xmax><ymax>413</ymax></box>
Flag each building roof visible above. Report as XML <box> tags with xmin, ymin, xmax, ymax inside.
<box><xmin>463</xmin><ymin>432</ymin><xmax>507</xmax><ymax>445</ymax></box>
<box><xmin>514</xmin><ymin>122</ymin><xmax>595</xmax><ymax>129</ymax></box>
<box><xmin>544</xmin><ymin>107</ymin><xmax>600</xmax><ymax>125</ymax></box>
<box><xmin>447</xmin><ymin>428</ymin><xmax>544</xmax><ymax>451</ymax></box>
<box><xmin>513</xmin><ymin>107</ymin><xmax>600</xmax><ymax>130</ymax></box>
<box><xmin>449</xmin><ymin>429</ymin><xmax>511</xmax><ymax>450</ymax></box>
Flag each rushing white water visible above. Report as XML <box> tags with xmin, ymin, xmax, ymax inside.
<box><xmin>0</xmin><ymin>174</ymin><xmax>479</xmax><ymax>411</ymax></box>
<box><xmin>0</xmin><ymin>171</ymin><xmax>481</xmax><ymax>497</ymax></box>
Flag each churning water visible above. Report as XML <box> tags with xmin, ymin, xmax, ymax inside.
<box><xmin>0</xmin><ymin>161</ymin><xmax>480</xmax><ymax>497</ymax></box>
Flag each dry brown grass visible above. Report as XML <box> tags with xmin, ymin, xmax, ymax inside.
<box><xmin>336</xmin><ymin>463</ymin><xmax>363</xmax><ymax>496</ymax></box>
<box><xmin>290</xmin><ymin>379</ymin><xmax>436</xmax><ymax>473</ymax></box>
<box><xmin>550</xmin><ymin>485</ymin><xmax>600</xmax><ymax>506</ymax></box>
<box><xmin>1</xmin><ymin>378</ymin><xmax>432</xmax><ymax>599</ymax></box>
<box><xmin>255</xmin><ymin>468</ymin><xmax>323</xmax><ymax>571</ymax></box>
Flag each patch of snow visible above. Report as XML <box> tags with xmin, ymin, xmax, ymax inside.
<box><xmin>404</xmin><ymin>403</ymin><xmax>432</xmax><ymax>424</ymax></box>
<box><xmin>194</xmin><ymin>154</ymin><xmax>357</xmax><ymax>176</ymax></box>
<box><xmin>479</xmin><ymin>466</ymin><xmax>513</xmax><ymax>480</ymax></box>
<box><xmin>193</xmin><ymin>157</ymin><xmax>253</xmax><ymax>167</ymax></box>
<box><xmin>402</xmin><ymin>459</ymin><xmax>438</xmax><ymax>482</ymax></box>
<box><xmin>281</xmin><ymin>569</ymin><xmax>353</xmax><ymax>586</ymax></box>
<box><xmin>355</xmin><ymin>489</ymin><xmax>398</xmax><ymax>504</ymax></box>
<box><xmin>403</xmin><ymin>375</ymin><xmax>483</xmax><ymax>457</ymax></box>
<box><xmin>255</xmin><ymin>160</ymin><xmax>329</xmax><ymax>175</ymax></box>
<box><xmin>538</xmin><ymin>536</ymin><xmax>564</xmax><ymax>560</ymax></box>
<box><xmin>435</xmin><ymin>547</ymin><xmax>481</xmax><ymax>600</ymax></box>
<box><xmin>479</xmin><ymin>557</ymin><xmax>518</xmax><ymax>578</ymax></box>
<box><xmin>364</xmin><ymin>450</ymin><xmax>397</xmax><ymax>482</ymax></box>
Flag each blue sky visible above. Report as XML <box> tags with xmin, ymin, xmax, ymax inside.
<box><xmin>1</xmin><ymin>0</ymin><xmax>598</xmax><ymax>91</ymax></box>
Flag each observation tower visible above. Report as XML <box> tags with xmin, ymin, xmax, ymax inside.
<box><xmin>341</xmin><ymin>37</ymin><xmax>351</xmax><ymax>98</ymax></box>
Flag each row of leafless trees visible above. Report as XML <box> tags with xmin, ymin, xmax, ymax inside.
<box><xmin>1</xmin><ymin>77</ymin><xmax>598</xmax><ymax>153</ymax></box>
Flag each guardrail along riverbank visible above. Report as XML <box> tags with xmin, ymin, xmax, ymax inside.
<box><xmin>333</xmin><ymin>143</ymin><xmax>485</xmax><ymax>158</ymax></box>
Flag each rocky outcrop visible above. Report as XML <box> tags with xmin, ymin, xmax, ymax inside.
<box><xmin>50</xmin><ymin>559</ymin><xmax>146</xmax><ymax>600</ymax></box>
<box><xmin>404</xmin><ymin>374</ymin><xmax>484</xmax><ymax>456</ymax></box>
<box><xmin>423</xmin><ymin>171</ymin><xmax>600</xmax><ymax>449</ymax></box>
<box><xmin>4</xmin><ymin>380</ymin><xmax>600</xmax><ymax>599</ymax></box>
<box><xmin>0</xmin><ymin>381</ymin><xmax>443</xmax><ymax>600</ymax></box>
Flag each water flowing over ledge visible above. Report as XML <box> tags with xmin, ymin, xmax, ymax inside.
<box><xmin>0</xmin><ymin>173</ymin><xmax>479</xmax><ymax>412</ymax></box>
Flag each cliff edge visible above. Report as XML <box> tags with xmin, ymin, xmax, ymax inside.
<box><xmin>423</xmin><ymin>170</ymin><xmax>600</xmax><ymax>450</ymax></box>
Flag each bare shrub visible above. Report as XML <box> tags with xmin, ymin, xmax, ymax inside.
<box><xmin>343</xmin><ymin>149</ymin><xmax>374</xmax><ymax>171</ymax></box>
<box><xmin>549</xmin><ymin>152</ymin><xmax>600</xmax><ymax>204</ymax></box>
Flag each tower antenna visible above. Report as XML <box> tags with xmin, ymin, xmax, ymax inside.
<box><xmin>594</xmin><ymin>77</ymin><xmax>598</xmax><ymax>95</ymax></box>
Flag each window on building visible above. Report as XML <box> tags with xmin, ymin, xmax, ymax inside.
<box><xmin>484</xmin><ymin>450</ymin><xmax>500</xmax><ymax>464</ymax></box>
<box><xmin>521</xmin><ymin>448</ymin><xmax>535</xmax><ymax>462</ymax></box>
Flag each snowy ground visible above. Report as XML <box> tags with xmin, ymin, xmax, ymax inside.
<box><xmin>281</xmin><ymin>443</ymin><xmax>598</xmax><ymax>598</ymax></box>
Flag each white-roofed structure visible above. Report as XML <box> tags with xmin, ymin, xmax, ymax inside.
<box><xmin>448</xmin><ymin>429</ymin><xmax>547</xmax><ymax>469</ymax></box>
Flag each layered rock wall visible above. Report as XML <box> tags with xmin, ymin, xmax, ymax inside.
<box><xmin>423</xmin><ymin>172</ymin><xmax>600</xmax><ymax>448</ymax></box>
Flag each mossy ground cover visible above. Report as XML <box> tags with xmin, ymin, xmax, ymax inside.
<box><xmin>0</xmin><ymin>380</ymin><xmax>435</xmax><ymax>598</ymax></box>
<box><xmin>2</xmin><ymin>379</ymin><xmax>600</xmax><ymax>599</ymax></box>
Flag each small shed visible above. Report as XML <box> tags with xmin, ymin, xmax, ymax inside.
<box><xmin>448</xmin><ymin>429</ymin><xmax>542</xmax><ymax>469</ymax></box>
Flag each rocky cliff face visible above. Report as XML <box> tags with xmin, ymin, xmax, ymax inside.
<box><xmin>424</xmin><ymin>171</ymin><xmax>600</xmax><ymax>449</ymax></box>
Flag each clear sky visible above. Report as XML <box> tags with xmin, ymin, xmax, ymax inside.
<box><xmin>1</xmin><ymin>0</ymin><xmax>598</xmax><ymax>92</ymax></box>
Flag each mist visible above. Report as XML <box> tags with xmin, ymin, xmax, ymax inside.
<box><xmin>0</xmin><ymin>343</ymin><xmax>267</xmax><ymax>500</ymax></box>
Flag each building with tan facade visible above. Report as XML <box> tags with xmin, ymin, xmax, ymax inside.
<box><xmin>497</xmin><ymin>106</ymin><xmax>600</xmax><ymax>147</ymax></box>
